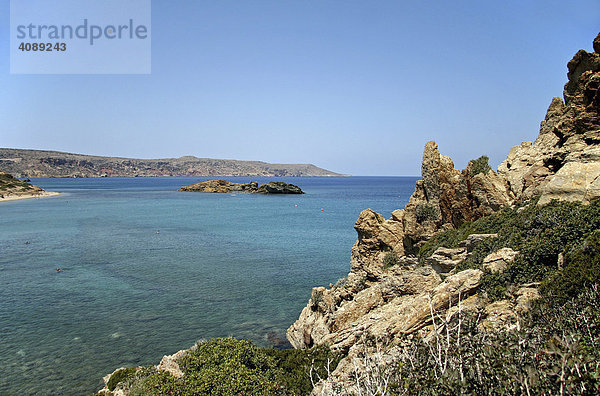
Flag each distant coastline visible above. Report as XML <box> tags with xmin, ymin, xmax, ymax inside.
<box><xmin>0</xmin><ymin>148</ymin><xmax>345</xmax><ymax>178</ymax></box>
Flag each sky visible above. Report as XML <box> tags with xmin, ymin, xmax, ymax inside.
<box><xmin>1</xmin><ymin>1</ymin><xmax>599</xmax><ymax>176</ymax></box>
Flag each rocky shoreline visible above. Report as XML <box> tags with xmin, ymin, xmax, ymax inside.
<box><xmin>96</xmin><ymin>32</ymin><xmax>600</xmax><ymax>395</ymax></box>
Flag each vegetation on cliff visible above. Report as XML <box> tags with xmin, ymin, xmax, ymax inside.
<box><xmin>100</xmin><ymin>195</ymin><xmax>600</xmax><ymax>395</ymax></box>
<box><xmin>420</xmin><ymin>198</ymin><xmax>600</xmax><ymax>302</ymax></box>
<box><xmin>359</xmin><ymin>284</ymin><xmax>600</xmax><ymax>395</ymax></box>
<box><xmin>98</xmin><ymin>338</ymin><xmax>340</xmax><ymax>395</ymax></box>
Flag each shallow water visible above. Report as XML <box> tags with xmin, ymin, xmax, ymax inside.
<box><xmin>0</xmin><ymin>176</ymin><xmax>417</xmax><ymax>395</ymax></box>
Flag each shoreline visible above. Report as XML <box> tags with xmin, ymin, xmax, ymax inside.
<box><xmin>0</xmin><ymin>191</ymin><xmax>60</xmax><ymax>202</ymax></box>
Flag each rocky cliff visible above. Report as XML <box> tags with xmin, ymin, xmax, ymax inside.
<box><xmin>0</xmin><ymin>149</ymin><xmax>343</xmax><ymax>178</ymax></box>
<box><xmin>287</xmin><ymin>33</ymin><xmax>600</xmax><ymax>393</ymax></box>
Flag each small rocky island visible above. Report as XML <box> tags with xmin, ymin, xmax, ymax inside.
<box><xmin>179</xmin><ymin>180</ymin><xmax>304</xmax><ymax>194</ymax></box>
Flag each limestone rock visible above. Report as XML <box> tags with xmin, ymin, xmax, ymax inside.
<box><xmin>470</xmin><ymin>170</ymin><xmax>515</xmax><ymax>216</ymax></box>
<box><xmin>498</xmin><ymin>34</ymin><xmax>600</xmax><ymax>204</ymax></box>
<box><xmin>458</xmin><ymin>233</ymin><xmax>498</xmax><ymax>251</ymax></box>
<box><xmin>480</xmin><ymin>300</ymin><xmax>518</xmax><ymax>331</ymax></box>
<box><xmin>287</xmin><ymin>266</ymin><xmax>444</xmax><ymax>350</ymax></box>
<box><xmin>156</xmin><ymin>348</ymin><xmax>190</xmax><ymax>378</ymax></box>
<box><xmin>538</xmin><ymin>161</ymin><xmax>600</xmax><ymax>204</ymax></box>
<box><xmin>426</xmin><ymin>247</ymin><xmax>467</xmax><ymax>274</ymax></box>
<box><xmin>350</xmin><ymin>209</ymin><xmax>405</xmax><ymax>278</ymax></box>
<box><xmin>515</xmin><ymin>286</ymin><xmax>541</xmax><ymax>314</ymax></box>
<box><xmin>310</xmin><ymin>269</ymin><xmax>484</xmax><ymax>391</ymax></box>
<box><xmin>353</xmin><ymin>141</ymin><xmax>514</xmax><ymax>264</ymax></box>
<box><xmin>482</xmin><ymin>247</ymin><xmax>519</xmax><ymax>273</ymax></box>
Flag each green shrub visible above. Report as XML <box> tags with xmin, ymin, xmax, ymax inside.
<box><xmin>107</xmin><ymin>367</ymin><xmax>138</xmax><ymax>391</ymax></box>
<box><xmin>415</xmin><ymin>203</ymin><xmax>439</xmax><ymax>222</ymax></box>
<box><xmin>383</xmin><ymin>252</ymin><xmax>399</xmax><ymax>269</ymax></box>
<box><xmin>541</xmin><ymin>230</ymin><xmax>600</xmax><ymax>303</ymax></box>
<box><xmin>469</xmin><ymin>155</ymin><xmax>492</xmax><ymax>176</ymax></box>
<box><xmin>419</xmin><ymin>198</ymin><xmax>600</xmax><ymax>300</ymax></box>
<box><xmin>124</xmin><ymin>338</ymin><xmax>341</xmax><ymax>396</ymax></box>
<box><xmin>129</xmin><ymin>370</ymin><xmax>178</xmax><ymax>396</ymax></box>
<box><xmin>310</xmin><ymin>289</ymin><xmax>324</xmax><ymax>310</ymax></box>
<box><xmin>263</xmin><ymin>345</ymin><xmax>342</xmax><ymax>395</ymax></box>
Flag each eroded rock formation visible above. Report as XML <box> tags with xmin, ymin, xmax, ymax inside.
<box><xmin>499</xmin><ymin>33</ymin><xmax>600</xmax><ymax>204</ymax></box>
<box><xmin>288</xmin><ymin>33</ymin><xmax>600</xmax><ymax>393</ymax></box>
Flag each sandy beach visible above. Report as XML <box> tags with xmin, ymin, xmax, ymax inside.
<box><xmin>0</xmin><ymin>191</ymin><xmax>60</xmax><ymax>202</ymax></box>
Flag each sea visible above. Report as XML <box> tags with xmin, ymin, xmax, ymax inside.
<box><xmin>0</xmin><ymin>176</ymin><xmax>418</xmax><ymax>395</ymax></box>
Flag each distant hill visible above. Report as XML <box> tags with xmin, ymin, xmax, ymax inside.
<box><xmin>0</xmin><ymin>148</ymin><xmax>344</xmax><ymax>178</ymax></box>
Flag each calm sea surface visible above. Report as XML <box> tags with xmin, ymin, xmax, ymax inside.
<box><xmin>0</xmin><ymin>176</ymin><xmax>417</xmax><ymax>395</ymax></box>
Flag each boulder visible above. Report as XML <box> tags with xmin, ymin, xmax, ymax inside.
<box><xmin>426</xmin><ymin>247</ymin><xmax>467</xmax><ymax>274</ymax></box>
<box><xmin>538</xmin><ymin>161</ymin><xmax>600</xmax><ymax>204</ymax></box>
<box><xmin>458</xmin><ymin>233</ymin><xmax>498</xmax><ymax>251</ymax></box>
<box><xmin>482</xmin><ymin>247</ymin><xmax>519</xmax><ymax>273</ymax></box>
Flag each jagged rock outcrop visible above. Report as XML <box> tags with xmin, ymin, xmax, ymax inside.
<box><xmin>179</xmin><ymin>179</ymin><xmax>304</xmax><ymax>194</ymax></box>
<box><xmin>289</xmin><ymin>33</ymin><xmax>600</xmax><ymax>394</ymax></box>
<box><xmin>349</xmin><ymin>142</ymin><xmax>514</xmax><ymax>276</ymax></box>
<box><xmin>499</xmin><ymin>32</ymin><xmax>600</xmax><ymax>204</ymax></box>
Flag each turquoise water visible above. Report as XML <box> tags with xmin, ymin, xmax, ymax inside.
<box><xmin>0</xmin><ymin>176</ymin><xmax>417</xmax><ymax>395</ymax></box>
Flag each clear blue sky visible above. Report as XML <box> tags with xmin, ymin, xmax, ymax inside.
<box><xmin>1</xmin><ymin>1</ymin><xmax>599</xmax><ymax>175</ymax></box>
